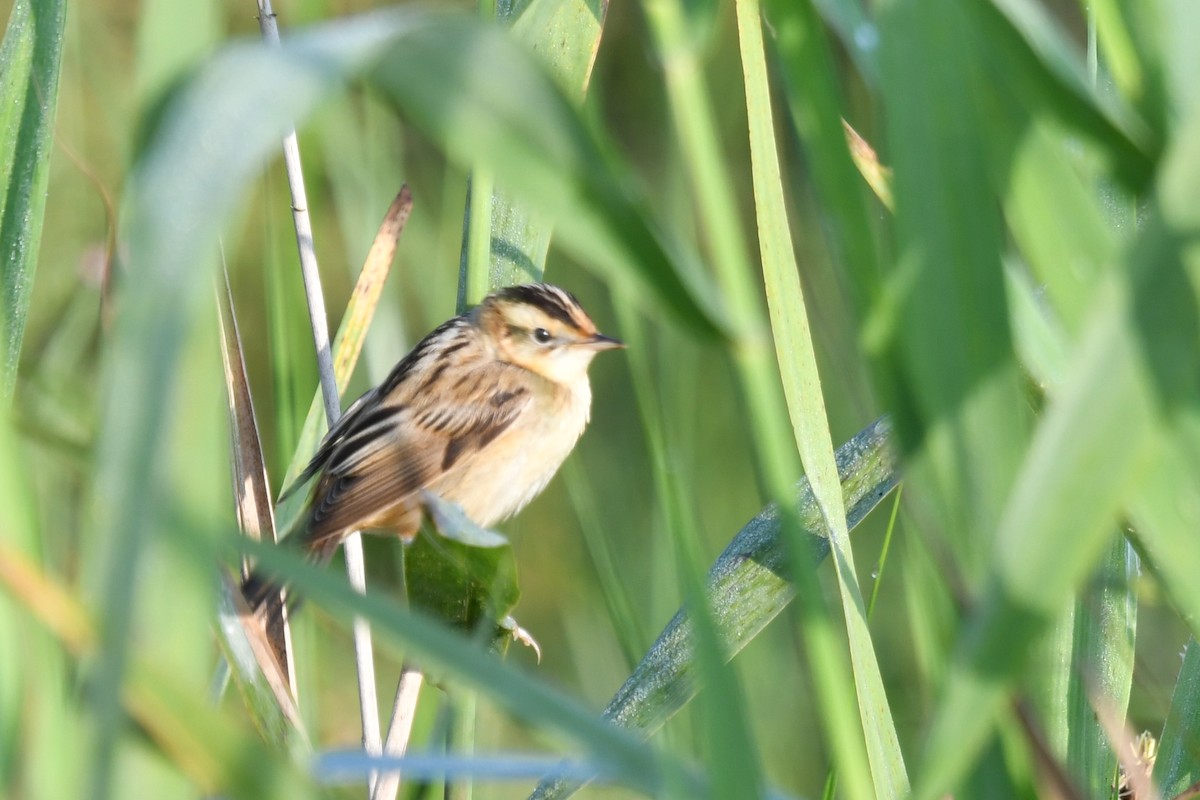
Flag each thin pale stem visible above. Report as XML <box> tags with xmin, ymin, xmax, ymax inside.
<box><xmin>372</xmin><ymin>665</ymin><xmax>427</xmax><ymax>800</ymax></box>
<box><xmin>254</xmin><ymin>0</ymin><xmax>383</xmax><ymax>790</ymax></box>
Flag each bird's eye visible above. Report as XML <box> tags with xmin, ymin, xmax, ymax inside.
<box><xmin>532</xmin><ymin>327</ymin><xmax>553</xmax><ymax>344</ymax></box>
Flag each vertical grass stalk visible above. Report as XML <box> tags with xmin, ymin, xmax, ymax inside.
<box><xmin>254</xmin><ymin>0</ymin><xmax>382</xmax><ymax>788</ymax></box>
<box><xmin>641</xmin><ymin>0</ymin><xmax>883</xmax><ymax>796</ymax></box>
<box><xmin>734</xmin><ymin>0</ymin><xmax>908</xmax><ymax>795</ymax></box>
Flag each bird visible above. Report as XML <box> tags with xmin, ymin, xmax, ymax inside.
<box><xmin>243</xmin><ymin>283</ymin><xmax>624</xmax><ymax>609</ymax></box>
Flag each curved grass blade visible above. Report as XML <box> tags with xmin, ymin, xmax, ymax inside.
<box><xmin>241</xmin><ymin>538</ymin><xmax>698</xmax><ymax>799</ymax></box>
<box><xmin>0</xmin><ymin>0</ymin><xmax>66</xmax><ymax>400</ymax></box>
<box><xmin>529</xmin><ymin>418</ymin><xmax>898</xmax><ymax>800</ymax></box>
<box><xmin>358</xmin><ymin>13</ymin><xmax>724</xmax><ymax>337</ymax></box>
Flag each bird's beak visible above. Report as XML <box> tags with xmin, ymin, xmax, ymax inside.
<box><xmin>585</xmin><ymin>333</ymin><xmax>625</xmax><ymax>350</ymax></box>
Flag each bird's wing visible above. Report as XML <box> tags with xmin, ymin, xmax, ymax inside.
<box><xmin>276</xmin><ymin>388</ymin><xmax>382</xmax><ymax>503</ymax></box>
<box><xmin>278</xmin><ymin>317</ymin><xmax>470</xmax><ymax>503</ymax></box>
<box><xmin>300</xmin><ymin>360</ymin><xmax>536</xmax><ymax>550</ymax></box>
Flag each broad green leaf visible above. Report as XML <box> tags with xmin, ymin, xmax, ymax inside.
<box><xmin>404</xmin><ymin>492</ymin><xmax>520</xmax><ymax>631</ymax></box>
<box><xmin>878</xmin><ymin>0</ymin><xmax>1028</xmax><ymax>586</ymax></box>
<box><xmin>509</xmin><ymin>0</ymin><xmax>605</xmax><ymax>97</ymax></box>
<box><xmin>0</xmin><ymin>0</ymin><xmax>66</xmax><ymax>400</ymax></box>
<box><xmin>913</xmin><ymin>145</ymin><xmax>1200</xmax><ymax>795</ymax></box>
<box><xmin>1004</xmin><ymin>118</ymin><xmax>1118</xmax><ymax>332</ymax></box>
<box><xmin>529</xmin><ymin>418</ymin><xmax>899</xmax><ymax>800</ymax></box>
<box><xmin>738</xmin><ymin>0</ymin><xmax>906</xmax><ymax>796</ymax></box>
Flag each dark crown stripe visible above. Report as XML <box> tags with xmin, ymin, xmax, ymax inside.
<box><xmin>498</xmin><ymin>284</ymin><xmax>582</xmax><ymax>329</ymax></box>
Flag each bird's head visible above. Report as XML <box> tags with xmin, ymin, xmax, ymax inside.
<box><xmin>476</xmin><ymin>284</ymin><xmax>624</xmax><ymax>386</ymax></box>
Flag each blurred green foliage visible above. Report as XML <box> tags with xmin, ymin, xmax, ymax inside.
<box><xmin>4</xmin><ymin>0</ymin><xmax>1200</xmax><ymax>798</ymax></box>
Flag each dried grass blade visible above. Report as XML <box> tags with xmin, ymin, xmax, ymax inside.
<box><xmin>215</xmin><ymin>264</ymin><xmax>295</xmax><ymax>694</ymax></box>
<box><xmin>219</xmin><ymin>573</ymin><xmax>308</xmax><ymax>741</ymax></box>
<box><xmin>842</xmin><ymin>120</ymin><xmax>893</xmax><ymax>211</ymax></box>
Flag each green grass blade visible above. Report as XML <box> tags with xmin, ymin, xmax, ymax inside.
<box><xmin>0</xmin><ymin>0</ymin><xmax>66</xmax><ymax>399</ymax></box>
<box><xmin>0</xmin><ymin>542</ymin><xmax>315</xmax><ymax>798</ymax></box>
<box><xmin>737</xmin><ymin>0</ymin><xmax>907</xmax><ymax>794</ymax></box>
<box><xmin>976</xmin><ymin>0</ymin><xmax>1156</xmax><ymax>186</ymax></box>
<box><xmin>466</xmin><ymin>0</ymin><xmax>608</xmax><ymax>292</ymax></box>
<box><xmin>1155</xmin><ymin>640</ymin><xmax>1200</xmax><ymax>798</ymax></box>
<box><xmin>1004</xmin><ymin>119</ymin><xmax>1118</xmax><ymax>332</ymax></box>
<box><xmin>1066</xmin><ymin>539</ymin><xmax>1137</xmax><ymax>798</ymax></box>
<box><xmin>357</xmin><ymin>14</ymin><xmax>725</xmax><ymax>336</ymax></box>
<box><xmin>913</xmin><ymin>194</ymin><xmax>1200</xmax><ymax>794</ymax></box>
<box><xmin>529</xmin><ymin>418</ymin><xmax>898</xmax><ymax>800</ymax></box>
<box><xmin>460</xmin><ymin>170</ymin><xmax>495</xmax><ymax>307</ymax></box>
<box><xmin>878</xmin><ymin>0</ymin><xmax>1030</xmax><ymax>585</ymax></box>
<box><xmin>767</xmin><ymin>0</ymin><xmax>884</xmax><ymax>319</ymax></box>
<box><xmin>643</xmin><ymin>0</ymin><xmax>882</xmax><ymax>793</ymax></box>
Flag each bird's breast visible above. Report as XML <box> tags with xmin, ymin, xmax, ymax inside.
<box><xmin>432</xmin><ymin>379</ymin><xmax>591</xmax><ymax>527</ymax></box>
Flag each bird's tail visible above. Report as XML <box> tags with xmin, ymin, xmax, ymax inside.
<box><xmin>241</xmin><ymin>570</ymin><xmax>288</xmax><ymax>613</ymax></box>
<box><xmin>240</xmin><ymin>523</ymin><xmax>342</xmax><ymax>614</ymax></box>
